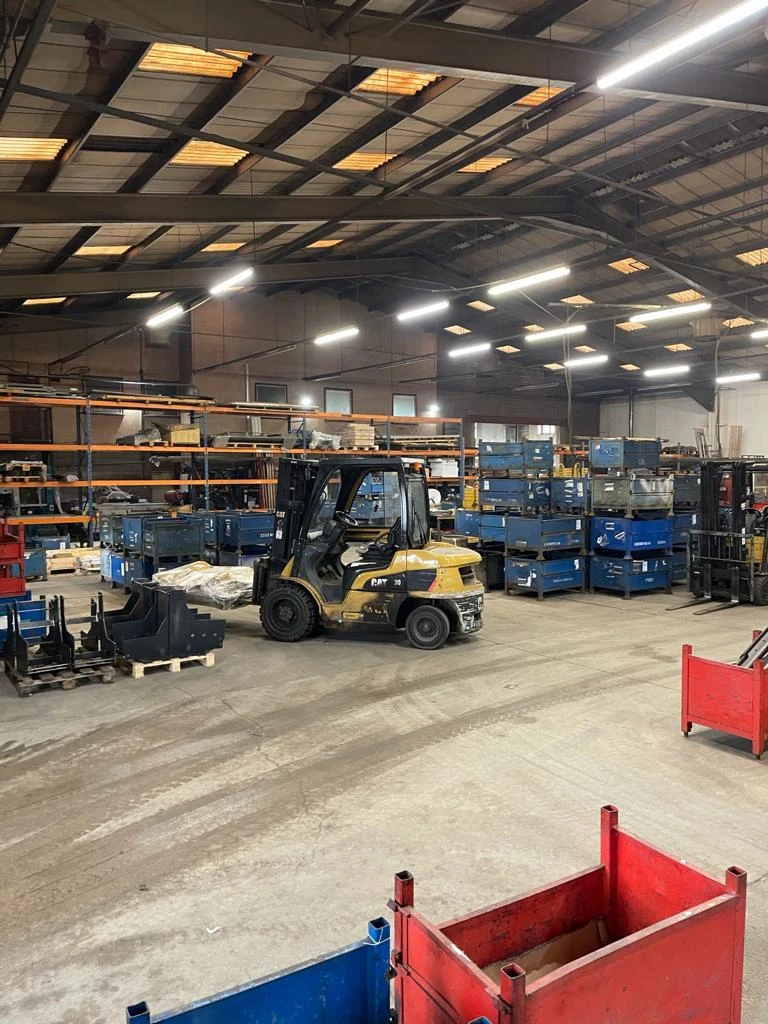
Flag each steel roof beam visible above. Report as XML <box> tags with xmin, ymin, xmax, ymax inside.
<box><xmin>51</xmin><ymin>0</ymin><xmax>768</xmax><ymax>111</ymax></box>
<box><xmin>0</xmin><ymin>193</ymin><xmax>574</xmax><ymax>226</ymax></box>
<box><xmin>0</xmin><ymin>257</ymin><xmax>441</xmax><ymax>300</ymax></box>
<box><xmin>0</xmin><ymin>0</ymin><xmax>56</xmax><ymax>121</ymax></box>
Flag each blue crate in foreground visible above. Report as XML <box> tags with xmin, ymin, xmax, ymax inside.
<box><xmin>125</xmin><ymin>918</ymin><xmax>390</xmax><ymax>1024</ymax></box>
<box><xmin>590</xmin><ymin>516</ymin><xmax>673</xmax><ymax>557</ymax></box>
<box><xmin>505</xmin><ymin>513</ymin><xmax>585</xmax><ymax>556</ymax></box>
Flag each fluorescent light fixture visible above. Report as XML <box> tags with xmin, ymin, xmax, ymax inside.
<box><xmin>209</xmin><ymin>266</ymin><xmax>254</xmax><ymax>296</ymax></box>
<box><xmin>524</xmin><ymin>323</ymin><xmax>587</xmax><ymax>342</ymax></box>
<box><xmin>751</xmin><ymin>327</ymin><xmax>768</xmax><ymax>339</ymax></box>
<box><xmin>716</xmin><ymin>372</ymin><xmax>762</xmax><ymax>384</ymax></box>
<box><xmin>300</xmin><ymin>395</ymin><xmax>314</xmax><ymax>407</ymax></box>
<box><xmin>629</xmin><ymin>301</ymin><xmax>711</xmax><ymax>324</ymax></box>
<box><xmin>396</xmin><ymin>299</ymin><xmax>449</xmax><ymax>322</ymax></box>
<box><xmin>448</xmin><ymin>341</ymin><xmax>492</xmax><ymax>359</ymax></box>
<box><xmin>427</xmin><ymin>403</ymin><xmax>440</xmax><ymax>415</ymax></box>
<box><xmin>146</xmin><ymin>303</ymin><xmax>185</xmax><ymax>328</ymax></box>
<box><xmin>314</xmin><ymin>326</ymin><xmax>359</xmax><ymax>345</ymax></box>
<box><xmin>643</xmin><ymin>364</ymin><xmax>691</xmax><ymax>378</ymax></box>
<box><xmin>487</xmin><ymin>264</ymin><xmax>570</xmax><ymax>297</ymax></box>
<box><xmin>563</xmin><ymin>354</ymin><xmax>608</xmax><ymax>368</ymax></box>
<box><xmin>597</xmin><ymin>0</ymin><xmax>768</xmax><ymax>90</ymax></box>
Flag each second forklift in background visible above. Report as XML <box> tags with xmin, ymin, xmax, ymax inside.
<box><xmin>689</xmin><ymin>457</ymin><xmax>768</xmax><ymax>606</ymax></box>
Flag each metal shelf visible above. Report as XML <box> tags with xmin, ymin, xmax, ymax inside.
<box><xmin>0</xmin><ymin>478</ymin><xmax>277</xmax><ymax>488</ymax></box>
<box><xmin>3</xmin><ymin>514</ymin><xmax>92</xmax><ymax>525</ymax></box>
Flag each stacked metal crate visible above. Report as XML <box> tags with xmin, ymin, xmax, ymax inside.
<box><xmin>475</xmin><ymin>442</ymin><xmax>553</xmax><ymax>591</ymax></box>
<box><xmin>217</xmin><ymin>511</ymin><xmax>275</xmax><ymax>566</ymax></box>
<box><xmin>98</xmin><ymin>511</ymin><xmax>126</xmax><ymax>586</ymax></box>
<box><xmin>142</xmin><ymin>517</ymin><xmax>204</xmax><ymax>576</ymax></box>
<box><xmin>122</xmin><ymin>513</ymin><xmax>180</xmax><ymax>584</ymax></box>
<box><xmin>588</xmin><ymin>438</ymin><xmax>674</xmax><ymax>597</ymax></box>
<box><xmin>504</xmin><ymin>513</ymin><xmax>586</xmax><ymax>599</ymax></box>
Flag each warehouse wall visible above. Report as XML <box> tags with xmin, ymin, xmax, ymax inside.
<box><xmin>192</xmin><ymin>289</ymin><xmax>438</xmax><ymax>436</ymax></box>
<box><xmin>600</xmin><ymin>382</ymin><xmax>768</xmax><ymax>456</ymax></box>
<box><xmin>440</xmin><ymin>386</ymin><xmax>600</xmax><ymax>442</ymax></box>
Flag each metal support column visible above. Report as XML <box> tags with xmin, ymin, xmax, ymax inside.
<box><xmin>85</xmin><ymin>401</ymin><xmax>94</xmax><ymax>544</ymax></box>
<box><xmin>203</xmin><ymin>408</ymin><xmax>210</xmax><ymax>511</ymax></box>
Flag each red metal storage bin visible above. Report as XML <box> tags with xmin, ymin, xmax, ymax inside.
<box><xmin>682</xmin><ymin>641</ymin><xmax>768</xmax><ymax>759</ymax></box>
<box><xmin>0</xmin><ymin>523</ymin><xmax>26</xmax><ymax>597</ymax></box>
<box><xmin>391</xmin><ymin>806</ymin><xmax>746</xmax><ymax>1024</ymax></box>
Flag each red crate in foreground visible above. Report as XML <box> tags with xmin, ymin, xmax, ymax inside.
<box><xmin>682</xmin><ymin>641</ymin><xmax>768</xmax><ymax>759</ymax></box>
<box><xmin>391</xmin><ymin>806</ymin><xmax>746</xmax><ymax>1024</ymax></box>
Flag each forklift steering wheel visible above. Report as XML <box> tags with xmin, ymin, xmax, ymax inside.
<box><xmin>334</xmin><ymin>510</ymin><xmax>358</xmax><ymax>527</ymax></box>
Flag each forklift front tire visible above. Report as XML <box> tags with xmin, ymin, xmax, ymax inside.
<box><xmin>260</xmin><ymin>584</ymin><xmax>319</xmax><ymax>642</ymax></box>
<box><xmin>404</xmin><ymin>604</ymin><xmax>451</xmax><ymax>651</ymax></box>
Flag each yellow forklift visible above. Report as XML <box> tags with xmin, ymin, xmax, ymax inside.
<box><xmin>253</xmin><ymin>456</ymin><xmax>484</xmax><ymax>649</ymax></box>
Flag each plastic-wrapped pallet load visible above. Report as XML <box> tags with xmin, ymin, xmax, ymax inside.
<box><xmin>152</xmin><ymin>560</ymin><xmax>253</xmax><ymax>609</ymax></box>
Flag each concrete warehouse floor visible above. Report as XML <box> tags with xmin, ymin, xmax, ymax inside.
<box><xmin>2</xmin><ymin>574</ymin><xmax>768</xmax><ymax>1024</ymax></box>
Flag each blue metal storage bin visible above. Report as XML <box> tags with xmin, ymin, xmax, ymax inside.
<box><xmin>551</xmin><ymin>477</ymin><xmax>591</xmax><ymax>512</ymax></box>
<box><xmin>480</xmin><ymin>477</ymin><xmax>551</xmax><ymax>511</ymax></box>
<box><xmin>589</xmin><ymin>554</ymin><xmax>672</xmax><ymax>597</ymax></box>
<box><xmin>125</xmin><ymin>918</ymin><xmax>391</xmax><ymax>1024</ymax></box>
<box><xmin>505</xmin><ymin>513</ymin><xmax>584</xmax><ymax>556</ymax></box>
<box><xmin>123</xmin><ymin>555</ymin><xmax>152</xmax><ymax>586</ymax></box>
<box><xmin>0</xmin><ymin>597</ymin><xmax>46</xmax><ymax>644</ymax></box>
<box><xmin>220</xmin><ymin>511</ymin><xmax>276</xmax><ymax>551</ymax></box>
<box><xmin>673</xmin><ymin>512</ymin><xmax>697</xmax><ymax>548</ymax></box>
<box><xmin>673</xmin><ymin>474</ymin><xmax>701</xmax><ymax>508</ymax></box>
<box><xmin>143</xmin><ymin>519</ymin><xmax>204</xmax><ymax>561</ymax></box>
<box><xmin>590</xmin><ymin>516</ymin><xmax>673</xmax><ymax>556</ymax></box>
<box><xmin>505</xmin><ymin>555</ymin><xmax>585</xmax><ymax>598</ymax></box>
<box><xmin>479</xmin><ymin>513</ymin><xmax>506</xmax><ymax>543</ymax></box>
<box><xmin>455</xmin><ymin>508</ymin><xmax>480</xmax><ymax>536</ymax></box>
<box><xmin>23</xmin><ymin>547</ymin><xmax>47</xmax><ymax>579</ymax></box>
<box><xmin>589</xmin><ymin>437</ymin><xmax>661</xmax><ymax>471</ymax></box>
<box><xmin>109</xmin><ymin>551</ymin><xmax>125</xmax><ymax>585</ymax></box>
<box><xmin>672</xmin><ymin>549</ymin><xmax>688</xmax><ymax>583</ymax></box>
<box><xmin>217</xmin><ymin>547</ymin><xmax>270</xmax><ymax>567</ymax></box>
<box><xmin>99</xmin><ymin>513</ymin><xmax>124</xmax><ymax>549</ymax></box>
<box><xmin>478</xmin><ymin>440</ymin><xmax>553</xmax><ymax>474</ymax></box>
<box><xmin>100</xmin><ymin>546</ymin><xmax>112</xmax><ymax>581</ymax></box>
<box><xmin>202</xmin><ymin>512</ymin><xmax>221</xmax><ymax>547</ymax></box>
<box><xmin>33</xmin><ymin>534</ymin><xmax>70</xmax><ymax>551</ymax></box>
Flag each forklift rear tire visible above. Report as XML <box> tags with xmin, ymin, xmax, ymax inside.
<box><xmin>404</xmin><ymin>604</ymin><xmax>451</xmax><ymax>650</ymax></box>
<box><xmin>260</xmin><ymin>585</ymin><xmax>319</xmax><ymax>642</ymax></box>
<box><xmin>754</xmin><ymin>576</ymin><xmax>768</xmax><ymax>607</ymax></box>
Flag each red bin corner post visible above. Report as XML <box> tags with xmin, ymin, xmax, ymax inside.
<box><xmin>390</xmin><ymin>806</ymin><xmax>746</xmax><ymax>1024</ymax></box>
<box><xmin>682</xmin><ymin>641</ymin><xmax>768</xmax><ymax>759</ymax></box>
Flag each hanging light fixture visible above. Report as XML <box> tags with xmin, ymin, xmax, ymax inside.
<box><xmin>628</xmin><ymin>301</ymin><xmax>711</xmax><ymax>324</ymax></box>
<box><xmin>146</xmin><ymin>303</ymin><xmax>185</xmax><ymax>328</ymax></box>
<box><xmin>448</xmin><ymin>341</ymin><xmax>492</xmax><ymax>358</ymax></box>
<box><xmin>524</xmin><ymin>324</ymin><xmax>587</xmax><ymax>343</ymax></box>
<box><xmin>487</xmin><ymin>265</ymin><xmax>570</xmax><ymax>298</ymax></box>
<box><xmin>314</xmin><ymin>326</ymin><xmax>359</xmax><ymax>345</ymax></box>
<box><xmin>396</xmin><ymin>299</ymin><xmax>449</xmax><ymax>322</ymax></box>
<box><xmin>209</xmin><ymin>266</ymin><xmax>254</xmax><ymax>296</ymax></box>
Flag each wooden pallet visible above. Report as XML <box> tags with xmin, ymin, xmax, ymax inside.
<box><xmin>8</xmin><ymin>663</ymin><xmax>116</xmax><ymax>697</ymax></box>
<box><xmin>116</xmin><ymin>651</ymin><xmax>216</xmax><ymax>679</ymax></box>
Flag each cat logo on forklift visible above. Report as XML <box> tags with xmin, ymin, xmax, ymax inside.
<box><xmin>370</xmin><ymin>576</ymin><xmax>404</xmax><ymax>589</ymax></box>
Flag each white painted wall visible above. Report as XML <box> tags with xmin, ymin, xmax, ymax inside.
<box><xmin>599</xmin><ymin>382</ymin><xmax>768</xmax><ymax>456</ymax></box>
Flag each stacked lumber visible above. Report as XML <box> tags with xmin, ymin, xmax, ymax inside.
<box><xmin>47</xmin><ymin>546</ymin><xmax>101</xmax><ymax>575</ymax></box>
<box><xmin>339</xmin><ymin>424</ymin><xmax>377</xmax><ymax>449</ymax></box>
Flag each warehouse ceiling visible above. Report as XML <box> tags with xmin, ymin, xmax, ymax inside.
<box><xmin>2</xmin><ymin>0</ymin><xmax>768</xmax><ymax>403</ymax></box>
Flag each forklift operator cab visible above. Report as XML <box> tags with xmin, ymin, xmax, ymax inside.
<box><xmin>254</xmin><ymin>456</ymin><xmax>484</xmax><ymax>649</ymax></box>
